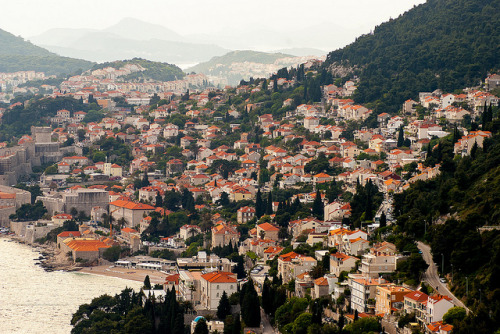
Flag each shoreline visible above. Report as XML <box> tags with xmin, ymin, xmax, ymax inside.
<box><xmin>2</xmin><ymin>235</ymin><xmax>167</xmax><ymax>285</ymax></box>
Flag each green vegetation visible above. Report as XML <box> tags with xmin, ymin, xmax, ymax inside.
<box><xmin>71</xmin><ymin>287</ymin><xmax>185</xmax><ymax>334</ymax></box>
<box><xmin>0</xmin><ymin>28</ymin><xmax>93</xmax><ymax>74</ymax></box>
<box><xmin>324</xmin><ymin>0</ymin><xmax>500</xmax><ymax>113</ymax></box>
<box><xmin>394</xmin><ymin>127</ymin><xmax>500</xmax><ymax>330</ymax></box>
<box><xmin>0</xmin><ymin>96</ymin><xmax>100</xmax><ymax>141</ymax></box>
<box><xmin>91</xmin><ymin>58</ymin><xmax>184</xmax><ymax>82</ymax></box>
<box><xmin>102</xmin><ymin>245</ymin><xmax>122</xmax><ymax>262</ymax></box>
<box><xmin>10</xmin><ymin>201</ymin><xmax>47</xmax><ymax>221</ymax></box>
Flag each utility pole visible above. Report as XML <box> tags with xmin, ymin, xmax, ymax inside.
<box><xmin>441</xmin><ymin>253</ymin><xmax>444</xmax><ymax>275</ymax></box>
<box><xmin>466</xmin><ymin>276</ymin><xmax>468</xmax><ymax>298</ymax></box>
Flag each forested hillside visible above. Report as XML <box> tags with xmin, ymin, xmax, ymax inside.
<box><xmin>324</xmin><ymin>0</ymin><xmax>500</xmax><ymax>113</ymax></box>
<box><xmin>0</xmin><ymin>28</ymin><xmax>93</xmax><ymax>74</ymax></box>
<box><xmin>393</xmin><ymin>115</ymin><xmax>500</xmax><ymax>332</ymax></box>
<box><xmin>91</xmin><ymin>58</ymin><xmax>185</xmax><ymax>82</ymax></box>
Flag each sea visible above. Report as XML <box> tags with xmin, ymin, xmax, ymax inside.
<box><xmin>0</xmin><ymin>238</ymin><xmax>142</xmax><ymax>334</ymax></box>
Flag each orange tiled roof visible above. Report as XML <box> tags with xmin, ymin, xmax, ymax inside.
<box><xmin>201</xmin><ymin>271</ymin><xmax>237</xmax><ymax>283</ymax></box>
<box><xmin>110</xmin><ymin>199</ymin><xmax>155</xmax><ymax>210</ymax></box>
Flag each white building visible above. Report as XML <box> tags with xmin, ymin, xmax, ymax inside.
<box><xmin>200</xmin><ymin>271</ymin><xmax>237</xmax><ymax>310</ymax></box>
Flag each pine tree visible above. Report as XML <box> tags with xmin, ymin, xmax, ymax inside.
<box><xmin>312</xmin><ymin>189</ymin><xmax>324</xmax><ymax>220</ymax></box>
<box><xmin>217</xmin><ymin>291</ymin><xmax>231</xmax><ymax>320</ymax></box>
<box><xmin>255</xmin><ymin>189</ymin><xmax>264</xmax><ymax>218</ymax></box>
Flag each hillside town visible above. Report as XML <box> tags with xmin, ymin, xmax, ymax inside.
<box><xmin>1</xmin><ymin>62</ymin><xmax>499</xmax><ymax>334</ymax></box>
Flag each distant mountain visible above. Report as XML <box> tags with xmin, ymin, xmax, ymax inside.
<box><xmin>28</xmin><ymin>28</ymin><xmax>97</xmax><ymax>47</ymax></box>
<box><xmin>0</xmin><ymin>28</ymin><xmax>93</xmax><ymax>75</ymax></box>
<box><xmin>184</xmin><ymin>22</ymin><xmax>359</xmax><ymax>51</ymax></box>
<box><xmin>29</xmin><ymin>19</ymin><xmax>228</xmax><ymax>65</ymax></box>
<box><xmin>103</xmin><ymin>18</ymin><xmax>183</xmax><ymax>42</ymax></box>
<box><xmin>272</xmin><ymin>48</ymin><xmax>327</xmax><ymax>57</ymax></box>
<box><xmin>187</xmin><ymin>50</ymin><xmax>320</xmax><ymax>86</ymax></box>
<box><xmin>324</xmin><ymin>0</ymin><xmax>500</xmax><ymax>113</ymax></box>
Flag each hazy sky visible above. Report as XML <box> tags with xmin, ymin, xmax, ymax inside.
<box><xmin>3</xmin><ymin>0</ymin><xmax>426</xmax><ymax>41</ymax></box>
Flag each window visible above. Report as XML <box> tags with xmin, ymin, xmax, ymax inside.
<box><xmin>217</xmin><ymin>293</ymin><xmax>219</xmax><ymax>298</ymax></box>
<box><xmin>217</xmin><ymin>285</ymin><xmax>220</xmax><ymax>289</ymax></box>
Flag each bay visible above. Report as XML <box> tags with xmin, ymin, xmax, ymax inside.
<box><xmin>0</xmin><ymin>239</ymin><xmax>142</xmax><ymax>334</ymax></box>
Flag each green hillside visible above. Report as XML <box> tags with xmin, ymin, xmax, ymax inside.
<box><xmin>324</xmin><ymin>0</ymin><xmax>500</xmax><ymax>113</ymax></box>
<box><xmin>394</xmin><ymin>116</ymin><xmax>500</xmax><ymax>331</ymax></box>
<box><xmin>91</xmin><ymin>58</ymin><xmax>184</xmax><ymax>82</ymax></box>
<box><xmin>0</xmin><ymin>28</ymin><xmax>93</xmax><ymax>74</ymax></box>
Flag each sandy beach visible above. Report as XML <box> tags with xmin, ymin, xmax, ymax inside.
<box><xmin>79</xmin><ymin>265</ymin><xmax>168</xmax><ymax>285</ymax></box>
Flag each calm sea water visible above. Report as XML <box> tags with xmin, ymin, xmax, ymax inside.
<box><xmin>0</xmin><ymin>239</ymin><xmax>142</xmax><ymax>334</ymax></box>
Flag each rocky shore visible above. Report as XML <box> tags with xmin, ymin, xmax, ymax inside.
<box><xmin>5</xmin><ymin>235</ymin><xmax>82</xmax><ymax>271</ymax></box>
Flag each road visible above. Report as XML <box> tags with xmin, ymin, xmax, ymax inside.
<box><xmin>261</xmin><ymin>308</ymin><xmax>277</xmax><ymax>334</ymax></box>
<box><xmin>417</xmin><ymin>241</ymin><xmax>469</xmax><ymax>311</ymax></box>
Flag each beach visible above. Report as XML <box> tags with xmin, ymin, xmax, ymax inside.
<box><xmin>79</xmin><ymin>265</ymin><xmax>168</xmax><ymax>284</ymax></box>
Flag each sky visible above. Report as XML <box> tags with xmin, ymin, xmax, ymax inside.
<box><xmin>3</xmin><ymin>0</ymin><xmax>426</xmax><ymax>46</ymax></box>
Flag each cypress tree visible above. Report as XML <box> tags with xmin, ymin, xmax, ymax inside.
<box><xmin>312</xmin><ymin>189</ymin><xmax>324</xmax><ymax>220</ymax></box>
<box><xmin>255</xmin><ymin>189</ymin><xmax>264</xmax><ymax>218</ymax></box>
<box><xmin>194</xmin><ymin>318</ymin><xmax>209</xmax><ymax>334</ymax></box>
<box><xmin>224</xmin><ymin>315</ymin><xmax>234</xmax><ymax>334</ymax></box>
<box><xmin>397</xmin><ymin>126</ymin><xmax>405</xmax><ymax>147</ymax></box>
<box><xmin>380</xmin><ymin>212</ymin><xmax>387</xmax><ymax>228</ymax></box>
<box><xmin>481</xmin><ymin>102</ymin><xmax>488</xmax><ymax>129</ymax></box>
<box><xmin>470</xmin><ymin>141</ymin><xmax>478</xmax><ymax>159</ymax></box>
<box><xmin>232</xmin><ymin>314</ymin><xmax>241</xmax><ymax>334</ymax></box>
<box><xmin>143</xmin><ymin>275</ymin><xmax>151</xmax><ymax>290</ymax></box>
<box><xmin>241</xmin><ymin>280</ymin><xmax>261</xmax><ymax>327</ymax></box>
<box><xmin>155</xmin><ymin>191</ymin><xmax>163</xmax><ymax>207</ymax></box>
<box><xmin>261</xmin><ymin>278</ymin><xmax>273</xmax><ymax>315</ymax></box>
<box><xmin>217</xmin><ymin>291</ymin><xmax>231</xmax><ymax>320</ymax></box>
<box><xmin>266</xmin><ymin>191</ymin><xmax>273</xmax><ymax>215</ymax></box>
<box><xmin>142</xmin><ymin>170</ymin><xmax>150</xmax><ymax>187</ymax></box>
<box><xmin>452</xmin><ymin>126</ymin><xmax>459</xmax><ymax>144</ymax></box>
<box><xmin>311</xmin><ymin>299</ymin><xmax>323</xmax><ymax>324</ymax></box>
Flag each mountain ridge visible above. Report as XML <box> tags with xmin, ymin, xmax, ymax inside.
<box><xmin>0</xmin><ymin>28</ymin><xmax>93</xmax><ymax>74</ymax></box>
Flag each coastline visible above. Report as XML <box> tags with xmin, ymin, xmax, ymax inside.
<box><xmin>2</xmin><ymin>234</ymin><xmax>168</xmax><ymax>285</ymax></box>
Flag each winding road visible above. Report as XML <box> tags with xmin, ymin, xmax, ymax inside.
<box><xmin>417</xmin><ymin>241</ymin><xmax>469</xmax><ymax>312</ymax></box>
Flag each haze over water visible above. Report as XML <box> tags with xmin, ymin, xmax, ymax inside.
<box><xmin>0</xmin><ymin>239</ymin><xmax>141</xmax><ymax>334</ymax></box>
